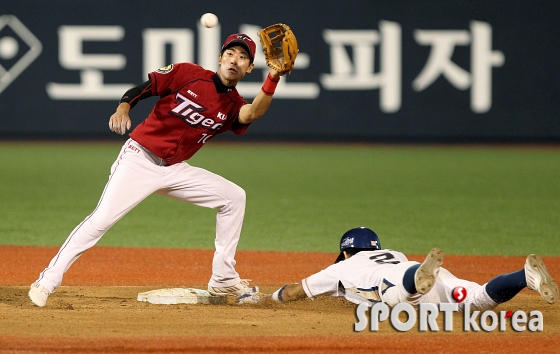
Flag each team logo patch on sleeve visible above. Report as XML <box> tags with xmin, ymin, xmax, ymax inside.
<box><xmin>155</xmin><ymin>64</ymin><xmax>174</xmax><ymax>74</ymax></box>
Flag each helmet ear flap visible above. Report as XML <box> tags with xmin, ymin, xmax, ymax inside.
<box><xmin>334</xmin><ymin>252</ymin><xmax>345</xmax><ymax>263</ymax></box>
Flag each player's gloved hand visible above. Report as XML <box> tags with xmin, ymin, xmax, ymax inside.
<box><xmin>258</xmin><ymin>23</ymin><xmax>298</xmax><ymax>75</ymax></box>
<box><xmin>268</xmin><ymin>67</ymin><xmax>284</xmax><ymax>78</ymax></box>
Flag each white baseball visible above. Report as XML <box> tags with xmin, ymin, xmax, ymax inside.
<box><xmin>200</xmin><ymin>13</ymin><xmax>219</xmax><ymax>28</ymax></box>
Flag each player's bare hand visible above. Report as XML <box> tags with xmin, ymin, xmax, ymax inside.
<box><xmin>109</xmin><ymin>103</ymin><xmax>132</xmax><ymax>135</ymax></box>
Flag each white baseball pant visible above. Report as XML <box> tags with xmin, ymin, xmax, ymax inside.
<box><xmin>383</xmin><ymin>265</ymin><xmax>497</xmax><ymax>311</ymax></box>
<box><xmin>35</xmin><ymin>139</ymin><xmax>246</xmax><ymax>292</ymax></box>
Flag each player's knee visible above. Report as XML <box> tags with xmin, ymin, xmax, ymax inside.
<box><xmin>229</xmin><ymin>185</ymin><xmax>246</xmax><ymax>207</ymax></box>
<box><xmin>216</xmin><ymin>183</ymin><xmax>245</xmax><ymax>213</ymax></box>
<box><xmin>88</xmin><ymin>211</ymin><xmax>118</xmax><ymax>234</ymax></box>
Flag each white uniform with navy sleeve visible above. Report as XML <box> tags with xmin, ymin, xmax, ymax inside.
<box><xmin>302</xmin><ymin>250</ymin><xmax>422</xmax><ymax>307</ymax></box>
<box><xmin>301</xmin><ymin>249</ymin><xmax>498</xmax><ymax>310</ymax></box>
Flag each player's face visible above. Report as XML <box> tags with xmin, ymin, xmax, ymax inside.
<box><xmin>217</xmin><ymin>46</ymin><xmax>254</xmax><ymax>85</ymax></box>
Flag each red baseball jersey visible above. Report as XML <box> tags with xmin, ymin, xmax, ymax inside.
<box><xmin>129</xmin><ymin>63</ymin><xmax>250</xmax><ymax>164</ymax></box>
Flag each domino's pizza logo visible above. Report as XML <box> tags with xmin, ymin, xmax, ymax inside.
<box><xmin>0</xmin><ymin>15</ymin><xmax>42</xmax><ymax>95</ymax></box>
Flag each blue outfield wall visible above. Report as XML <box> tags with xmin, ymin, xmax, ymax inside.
<box><xmin>0</xmin><ymin>1</ymin><xmax>558</xmax><ymax>142</ymax></box>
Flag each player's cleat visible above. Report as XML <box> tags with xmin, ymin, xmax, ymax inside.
<box><xmin>524</xmin><ymin>254</ymin><xmax>558</xmax><ymax>304</ymax></box>
<box><xmin>415</xmin><ymin>248</ymin><xmax>444</xmax><ymax>294</ymax></box>
<box><xmin>28</xmin><ymin>282</ymin><xmax>51</xmax><ymax>307</ymax></box>
<box><xmin>208</xmin><ymin>279</ymin><xmax>259</xmax><ymax>297</ymax></box>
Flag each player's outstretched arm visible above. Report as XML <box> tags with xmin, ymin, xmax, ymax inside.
<box><xmin>271</xmin><ymin>283</ymin><xmax>307</xmax><ymax>302</ymax></box>
<box><xmin>238</xmin><ymin>68</ymin><xmax>284</xmax><ymax>125</ymax></box>
<box><xmin>109</xmin><ymin>102</ymin><xmax>132</xmax><ymax>135</ymax></box>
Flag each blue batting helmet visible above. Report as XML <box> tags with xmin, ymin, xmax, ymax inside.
<box><xmin>335</xmin><ymin>227</ymin><xmax>381</xmax><ymax>263</ymax></box>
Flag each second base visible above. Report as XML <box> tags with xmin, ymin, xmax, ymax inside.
<box><xmin>137</xmin><ymin>288</ymin><xmax>227</xmax><ymax>305</ymax></box>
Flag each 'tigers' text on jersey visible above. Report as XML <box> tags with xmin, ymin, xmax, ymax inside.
<box><xmin>171</xmin><ymin>93</ymin><xmax>224</xmax><ymax>131</ymax></box>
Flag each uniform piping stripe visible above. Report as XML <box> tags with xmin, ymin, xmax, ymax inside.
<box><xmin>37</xmin><ymin>144</ymin><xmax>131</xmax><ymax>284</ymax></box>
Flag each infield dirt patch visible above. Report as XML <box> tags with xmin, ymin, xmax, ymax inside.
<box><xmin>0</xmin><ymin>246</ymin><xmax>559</xmax><ymax>353</ymax></box>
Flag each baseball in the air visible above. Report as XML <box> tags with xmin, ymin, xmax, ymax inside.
<box><xmin>200</xmin><ymin>13</ymin><xmax>219</xmax><ymax>28</ymax></box>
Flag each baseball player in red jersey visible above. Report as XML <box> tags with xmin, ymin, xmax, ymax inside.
<box><xmin>29</xmin><ymin>33</ymin><xmax>286</xmax><ymax>307</ymax></box>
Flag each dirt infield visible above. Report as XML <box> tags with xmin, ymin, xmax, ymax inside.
<box><xmin>0</xmin><ymin>246</ymin><xmax>559</xmax><ymax>353</ymax></box>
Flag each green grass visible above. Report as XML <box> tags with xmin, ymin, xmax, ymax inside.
<box><xmin>0</xmin><ymin>141</ymin><xmax>558</xmax><ymax>256</ymax></box>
